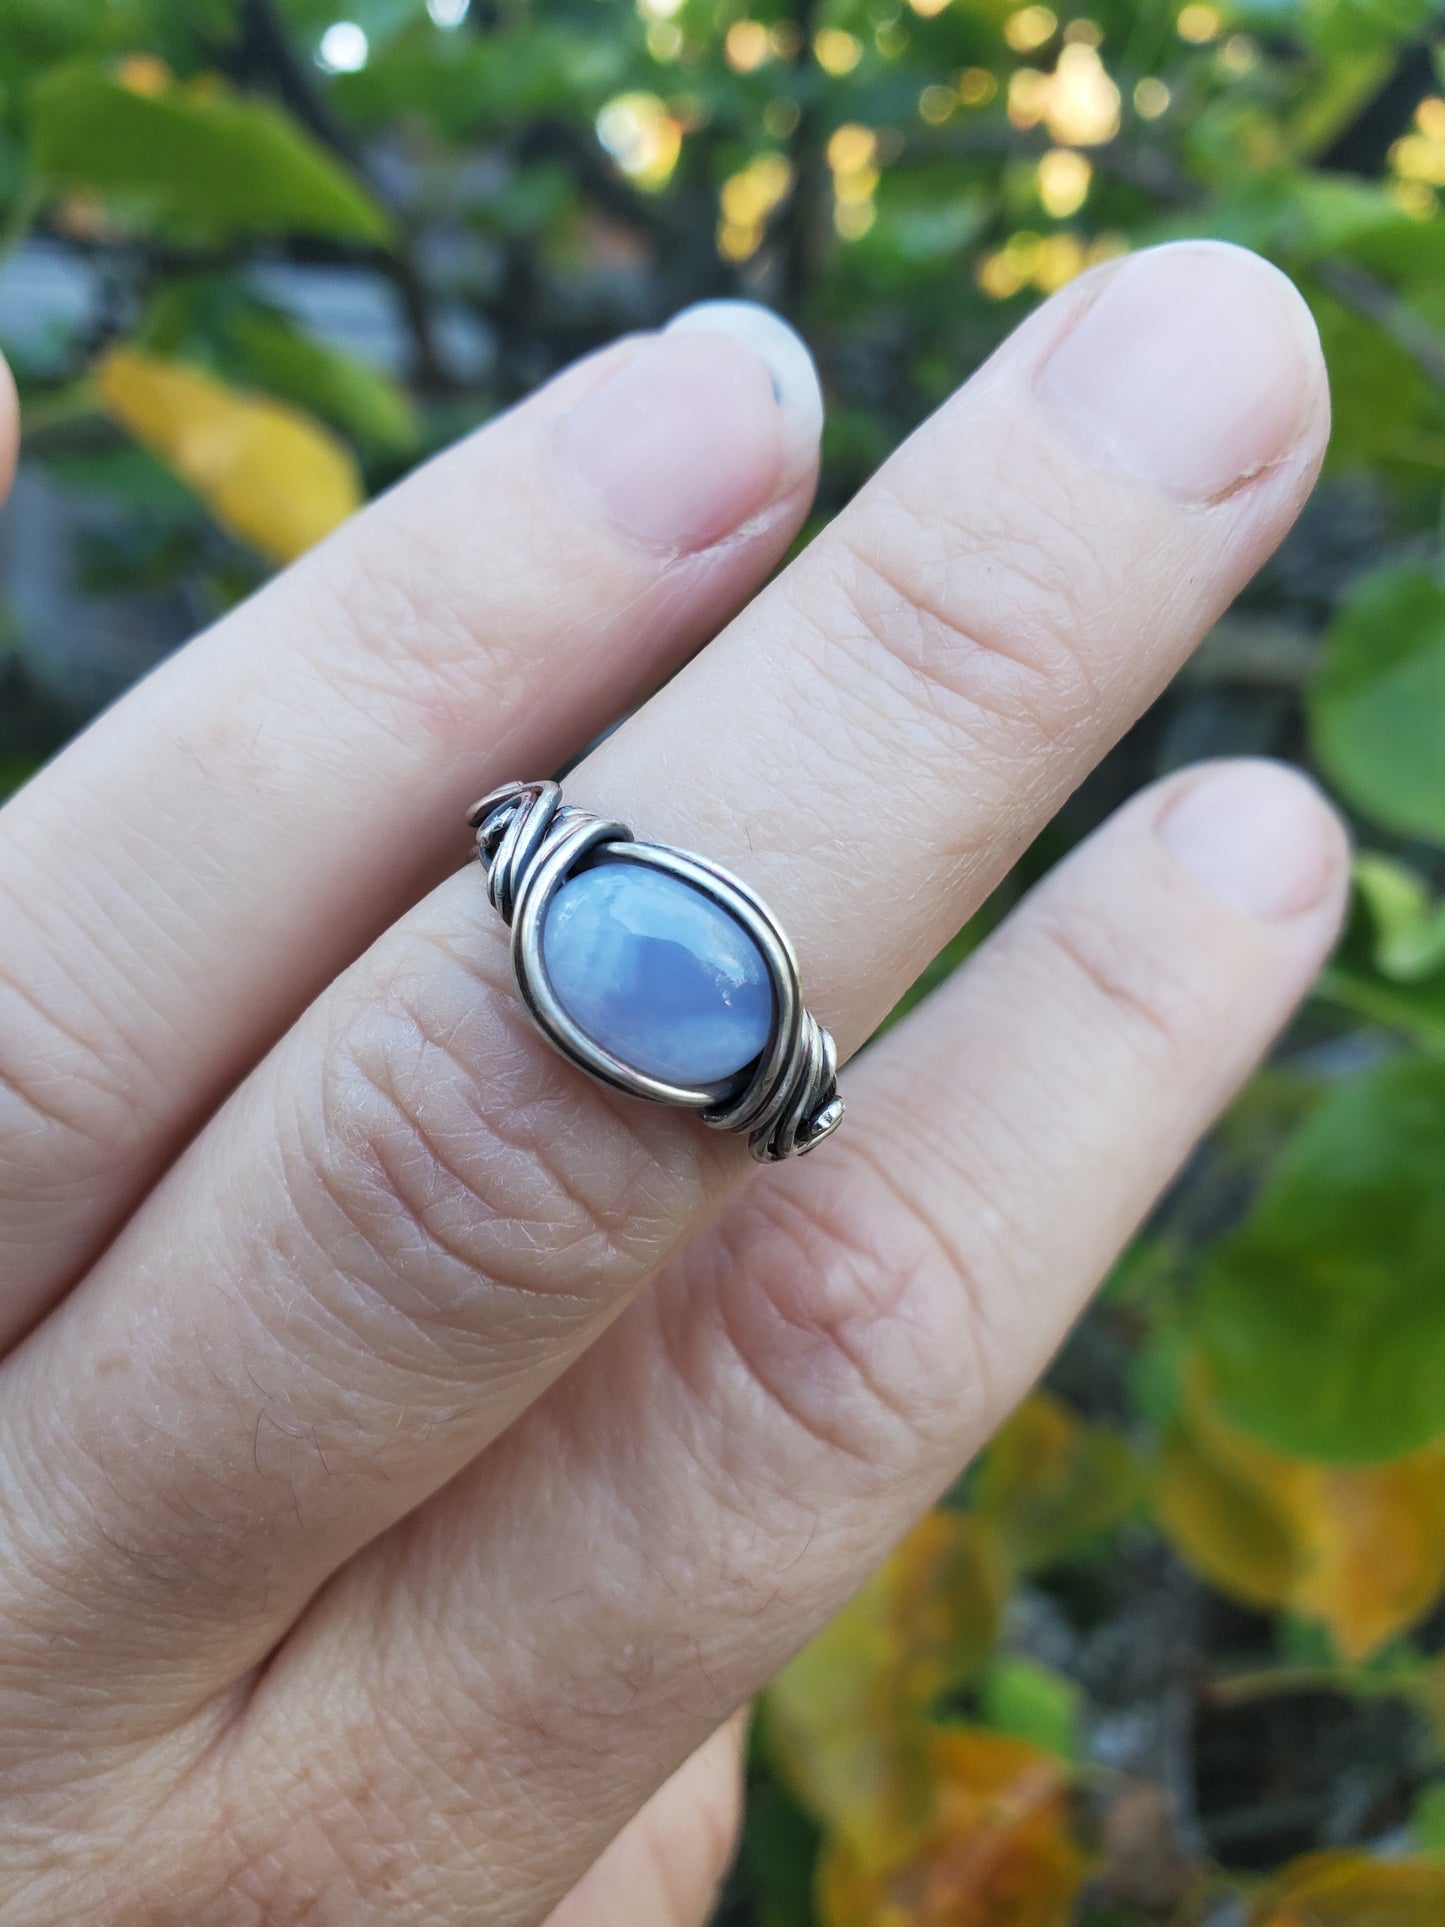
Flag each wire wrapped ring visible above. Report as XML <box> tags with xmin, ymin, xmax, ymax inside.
<box><xmin>467</xmin><ymin>781</ymin><xmax>844</xmax><ymax>1163</ymax></box>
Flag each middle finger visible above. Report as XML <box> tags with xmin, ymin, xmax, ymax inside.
<box><xmin>0</xmin><ymin>241</ymin><xmax>1327</xmax><ymax>1732</ymax></box>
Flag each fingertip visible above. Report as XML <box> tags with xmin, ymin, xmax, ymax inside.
<box><xmin>1153</xmin><ymin>757</ymin><xmax>1350</xmax><ymax>931</ymax></box>
<box><xmin>554</xmin><ymin>321</ymin><xmax>817</xmax><ymax>555</ymax></box>
<box><xmin>1035</xmin><ymin>241</ymin><xmax>1329</xmax><ymax>505</ymax></box>
<box><xmin>665</xmin><ymin>301</ymin><xmax>824</xmax><ymax>500</ymax></box>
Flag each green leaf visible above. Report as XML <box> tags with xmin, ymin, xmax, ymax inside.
<box><xmin>1311</xmin><ymin>290</ymin><xmax>1438</xmax><ymax>484</ymax></box>
<box><xmin>30</xmin><ymin>64</ymin><xmax>390</xmax><ymax>244</ymax></box>
<box><xmin>1243</xmin><ymin>0</ymin><xmax>1440</xmax><ymax>57</ymax></box>
<box><xmin>1198</xmin><ymin>1058</ymin><xmax>1445</xmax><ymax>1464</ymax></box>
<box><xmin>0</xmin><ymin>751</ymin><xmax>40</xmax><ymax>801</ymax></box>
<box><xmin>1354</xmin><ymin>855</ymin><xmax>1445</xmax><ymax>982</ymax></box>
<box><xmin>0</xmin><ymin>0</ymin><xmax>235</xmax><ymax>68</ymax></box>
<box><xmin>1309</xmin><ymin>568</ymin><xmax>1445</xmax><ymax>847</ymax></box>
<box><xmin>227</xmin><ymin>310</ymin><xmax>417</xmax><ymax>451</ymax></box>
<box><xmin>979</xmin><ymin>1657</ymin><xmax>1081</xmax><ymax>1761</ymax></box>
<box><xmin>1318</xmin><ymin>962</ymin><xmax>1445</xmax><ymax>1057</ymax></box>
<box><xmin>1413</xmin><ymin>1782</ymin><xmax>1445</xmax><ymax>1854</ymax></box>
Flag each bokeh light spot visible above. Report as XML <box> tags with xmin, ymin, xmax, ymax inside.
<box><xmin>1037</xmin><ymin>147</ymin><xmax>1092</xmax><ymax>218</ymax></box>
<box><xmin>597</xmin><ymin>91</ymin><xmax>684</xmax><ymax>189</ymax></box>
<box><xmin>815</xmin><ymin>28</ymin><xmax>864</xmax><ymax>73</ymax></box>
<box><xmin>726</xmin><ymin>20</ymin><xmax>771</xmax><ymax>71</ymax></box>
<box><xmin>1177</xmin><ymin>2</ymin><xmax>1221</xmax><ymax>42</ymax></box>
<box><xmin>316</xmin><ymin>21</ymin><xmax>369</xmax><ymax>73</ymax></box>
<box><xmin>1005</xmin><ymin>5</ymin><xmax>1058</xmax><ymax>52</ymax></box>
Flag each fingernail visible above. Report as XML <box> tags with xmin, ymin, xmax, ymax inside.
<box><xmin>556</xmin><ymin>304</ymin><xmax>821</xmax><ymax>553</ymax></box>
<box><xmin>1037</xmin><ymin>242</ymin><xmax>1324</xmax><ymax>503</ymax></box>
<box><xmin>666</xmin><ymin>300</ymin><xmax>824</xmax><ymax>495</ymax></box>
<box><xmin>1157</xmin><ymin>760</ymin><xmax>1347</xmax><ymax>921</ymax></box>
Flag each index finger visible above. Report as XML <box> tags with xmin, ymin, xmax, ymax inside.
<box><xmin>0</xmin><ymin>305</ymin><xmax>822</xmax><ymax>1326</ymax></box>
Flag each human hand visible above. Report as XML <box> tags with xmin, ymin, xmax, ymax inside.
<box><xmin>0</xmin><ymin>241</ymin><xmax>1345</xmax><ymax>1924</ymax></box>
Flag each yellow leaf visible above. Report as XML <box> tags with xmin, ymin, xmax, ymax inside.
<box><xmin>766</xmin><ymin>1511</ymin><xmax>1009</xmax><ymax>1863</ymax></box>
<box><xmin>1156</xmin><ymin>1365</ymin><xmax>1445</xmax><ymax>1660</ymax></box>
<box><xmin>1250</xmin><ymin>1849</ymin><xmax>1445</xmax><ymax>1924</ymax></box>
<box><xmin>1154</xmin><ymin>1378</ymin><xmax>1303</xmax><ymax>1613</ymax></box>
<box><xmin>97</xmin><ymin>347</ymin><xmax>362</xmax><ymax>563</ymax></box>
<box><xmin>817</xmin><ymin>1727</ymin><xmax>1087</xmax><ymax>1927</ymax></box>
<box><xmin>1300</xmin><ymin>1457</ymin><xmax>1445</xmax><ymax>1660</ymax></box>
<box><xmin>973</xmin><ymin>1390</ymin><xmax>1138</xmax><ymax>1572</ymax></box>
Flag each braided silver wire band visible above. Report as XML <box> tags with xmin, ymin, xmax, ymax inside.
<box><xmin>467</xmin><ymin>781</ymin><xmax>844</xmax><ymax>1163</ymax></box>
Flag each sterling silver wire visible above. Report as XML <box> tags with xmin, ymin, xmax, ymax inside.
<box><xmin>467</xmin><ymin>780</ymin><xmax>844</xmax><ymax>1163</ymax></box>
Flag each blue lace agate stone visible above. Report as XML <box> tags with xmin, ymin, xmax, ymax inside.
<box><xmin>540</xmin><ymin>859</ymin><xmax>774</xmax><ymax>1086</ymax></box>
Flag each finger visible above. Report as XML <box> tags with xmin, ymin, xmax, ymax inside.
<box><xmin>233</xmin><ymin>761</ymin><xmax>1347</xmax><ymax>1924</ymax></box>
<box><xmin>0</xmin><ymin>354</ymin><xmax>19</xmax><ymax>500</ymax></box>
<box><xmin>543</xmin><ymin>1716</ymin><xmax>745</xmax><ymax>1927</ymax></box>
<box><xmin>0</xmin><ymin>243</ymin><xmax>1329</xmax><ymax>1721</ymax></box>
<box><xmin>0</xmin><ymin>303</ymin><xmax>820</xmax><ymax>1326</ymax></box>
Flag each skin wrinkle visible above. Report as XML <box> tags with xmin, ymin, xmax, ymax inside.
<box><xmin>252</xmin><ymin>1623</ymin><xmax>611</xmax><ymax>1919</ymax></box>
<box><xmin>644</xmin><ymin>1271</ymin><xmax>838</xmax><ymax>1562</ymax></box>
<box><xmin>825</xmin><ymin>1136</ymin><xmax>1007</xmax><ymax>1437</ymax></box>
<box><xmin>307</xmin><ymin>429</ymin><xmax>812</xmax><ymax>772</ymax></box>
<box><xmin>310</xmin><ymin>982</ymin><xmax>674</xmax><ymax>1317</ymax></box>
<box><xmin>704</xmin><ymin>1170</ymin><xmax>971</xmax><ymax>1478</ymax></box>
<box><xmin>0</xmin><ymin>919</ymin><xmax>159</xmax><ymax>1137</ymax></box>
<box><xmin>278</xmin><ymin>1119</ymin><xmax>543</xmax><ymax>1402</ymax></box>
<box><xmin>195</xmin><ymin>1208</ymin><xmax>456</xmax><ymax>1509</ymax></box>
<box><xmin>312</xmin><ymin>518</ymin><xmax>586</xmax><ymax>746</ymax></box>
<box><xmin>841</xmin><ymin>463</ymin><xmax>1107</xmax><ymax>695</ymax></box>
<box><xmin>309</xmin><ymin>1437</ymin><xmax>869</xmax><ymax>1923</ymax></box>
<box><xmin>827</xmin><ymin>537</ymin><xmax>1067</xmax><ymax>741</ymax></box>
<box><xmin>571</xmin><ymin>1332</ymin><xmax>819</xmax><ymax>1622</ymax></box>
<box><xmin>1031</xmin><ymin>899</ymin><xmax>1208</xmax><ymax>1063</ymax></box>
<box><xmin>0</xmin><ymin>1295</ymin><xmax>317</xmax><ymax>1694</ymax></box>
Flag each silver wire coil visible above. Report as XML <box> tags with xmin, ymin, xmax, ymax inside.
<box><xmin>467</xmin><ymin>780</ymin><xmax>844</xmax><ymax>1163</ymax></box>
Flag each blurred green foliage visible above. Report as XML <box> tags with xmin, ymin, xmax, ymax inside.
<box><xmin>2</xmin><ymin>0</ymin><xmax>1445</xmax><ymax>1919</ymax></box>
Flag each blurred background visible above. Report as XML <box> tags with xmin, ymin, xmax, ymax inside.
<box><xmin>1</xmin><ymin>1</ymin><xmax>1444</xmax><ymax>1921</ymax></box>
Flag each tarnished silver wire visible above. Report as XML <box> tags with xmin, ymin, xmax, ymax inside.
<box><xmin>467</xmin><ymin>781</ymin><xmax>844</xmax><ymax>1163</ymax></box>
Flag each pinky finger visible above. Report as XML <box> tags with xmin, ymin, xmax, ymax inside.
<box><xmin>542</xmin><ymin>1715</ymin><xmax>747</xmax><ymax>1927</ymax></box>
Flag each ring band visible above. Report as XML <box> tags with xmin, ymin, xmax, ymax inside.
<box><xmin>467</xmin><ymin>781</ymin><xmax>844</xmax><ymax>1162</ymax></box>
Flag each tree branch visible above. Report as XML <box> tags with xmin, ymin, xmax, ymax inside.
<box><xmin>1317</xmin><ymin>256</ymin><xmax>1445</xmax><ymax>390</ymax></box>
<box><xmin>222</xmin><ymin>0</ymin><xmax>454</xmax><ymax>392</ymax></box>
<box><xmin>773</xmin><ymin>0</ymin><xmax>825</xmax><ymax>315</ymax></box>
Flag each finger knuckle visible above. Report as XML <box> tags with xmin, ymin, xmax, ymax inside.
<box><xmin>1033</xmin><ymin>897</ymin><xmax>1206</xmax><ymax>1065</ymax></box>
<box><xmin>688</xmin><ymin>1152</ymin><xmax>992</xmax><ymax>1496</ymax></box>
<box><xmin>284</xmin><ymin>932</ymin><xmax>673</xmax><ymax>1363</ymax></box>
<box><xmin>301</xmin><ymin>518</ymin><xmax>529</xmax><ymax>762</ymax></box>
<box><xmin>815</xmin><ymin>465</ymin><xmax>1107</xmax><ymax>765</ymax></box>
<box><xmin>0</xmin><ymin>937</ymin><xmax>151</xmax><ymax>1190</ymax></box>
